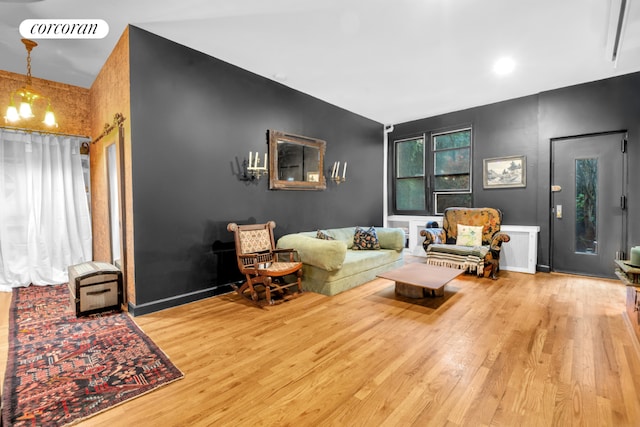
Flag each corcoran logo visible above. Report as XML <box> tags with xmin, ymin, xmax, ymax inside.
<box><xmin>19</xmin><ymin>19</ymin><xmax>109</xmax><ymax>39</ymax></box>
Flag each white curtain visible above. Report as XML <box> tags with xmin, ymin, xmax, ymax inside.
<box><xmin>0</xmin><ymin>129</ymin><xmax>92</xmax><ymax>290</ymax></box>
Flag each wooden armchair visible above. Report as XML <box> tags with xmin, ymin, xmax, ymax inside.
<box><xmin>420</xmin><ymin>207</ymin><xmax>510</xmax><ymax>279</ymax></box>
<box><xmin>227</xmin><ymin>221</ymin><xmax>303</xmax><ymax>306</ymax></box>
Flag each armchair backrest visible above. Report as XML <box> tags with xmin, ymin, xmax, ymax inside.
<box><xmin>227</xmin><ymin>221</ymin><xmax>277</xmax><ymax>271</ymax></box>
<box><xmin>442</xmin><ymin>207</ymin><xmax>503</xmax><ymax>245</ymax></box>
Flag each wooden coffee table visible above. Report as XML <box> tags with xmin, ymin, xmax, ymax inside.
<box><xmin>377</xmin><ymin>263</ymin><xmax>464</xmax><ymax>298</ymax></box>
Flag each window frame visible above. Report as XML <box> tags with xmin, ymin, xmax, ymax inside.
<box><xmin>431</xmin><ymin>127</ymin><xmax>473</xmax><ymax>214</ymax></box>
<box><xmin>392</xmin><ymin>134</ymin><xmax>427</xmax><ymax>214</ymax></box>
<box><xmin>390</xmin><ymin>126</ymin><xmax>473</xmax><ymax>216</ymax></box>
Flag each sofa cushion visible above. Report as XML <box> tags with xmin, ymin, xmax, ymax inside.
<box><xmin>327</xmin><ymin>248</ymin><xmax>400</xmax><ymax>278</ymax></box>
<box><xmin>456</xmin><ymin>224</ymin><xmax>483</xmax><ymax>247</ymax></box>
<box><xmin>327</xmin><ymin>227</ymin><xmax>359</xmax><ymax>247</ymax></box>
<box><xmin>376</xmin><ymin>228</ymin><xmax>406</xmax><ymax>251</ymax></box>
<box><xmin>293</xmin><ymin>227</ymin><xmax>404</xmax><ymax>251</ymax></box>
<box><xmin>277</xmin><ymin>234</ymin><xmax>347</xmax><ymax>271</ymax></box>
<box><xmin>352</xmin><ymin>226</ymin><xmax>380</xmax><ymax>250</ymax></box>
<box><xmin>300</xmin><ymin>254</ymin><xmax>404</xmax><ymax>296</ymax></box>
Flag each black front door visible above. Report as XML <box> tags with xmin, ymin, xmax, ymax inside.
<box><xmin>551</xmin><ymin>132</ymin><xmax>627</xmax><ymax>278</ymax></box>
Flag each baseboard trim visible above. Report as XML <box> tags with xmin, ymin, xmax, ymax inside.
<box><xmin>127</xmin><ymin>282</ymin><xmax>238</xmax><ymax>316</ymax></box>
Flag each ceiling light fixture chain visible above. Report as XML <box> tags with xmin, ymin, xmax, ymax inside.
<box><xmin>24</xmin><ymin>38</ymin><xmax>36</xmax><ymax>85</ymax></box>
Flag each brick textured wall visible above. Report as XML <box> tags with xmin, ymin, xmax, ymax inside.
<box><xmin>89</xmin><ymin>27</ymin><xmax>135</xmax><ymax>305</ymax></box>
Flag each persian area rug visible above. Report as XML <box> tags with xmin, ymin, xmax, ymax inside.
<box><xmin>2</xmin><ymin>284</ymin><xmax>184</xmax><ymax>427</ymax></box>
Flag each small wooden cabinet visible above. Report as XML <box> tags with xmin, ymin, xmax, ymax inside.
<box><xmin>68</xmin><ymin>261</ymin><xmax>123</xmax><ymax>316</ymax></box>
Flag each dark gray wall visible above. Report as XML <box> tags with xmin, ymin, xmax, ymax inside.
<box><xmin>127</xmin><ymin>27</ymin><xmax>383</xmax><ymax>313</ymax></box>
<box><xmin>389</xmin><ymin>96</ymin><xmax>539</xmax><ymax>222</ymax></box>
<box><xmin>389</xmin><ymin>72</ymin><xmax>640</xmax><ymax>271</ymax></box>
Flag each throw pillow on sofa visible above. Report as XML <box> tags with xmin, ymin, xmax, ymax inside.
<box><xmin>353</xmin><ymin>226</ymin><xmax>380</xmax><ymax>250</ymax></box>
<box><xmin>456</xmin><ymin>224</ymin><xmax>483</xmax><ymax>247</ymax></box>
<box><xmin>316</xmin><ymin>230</ymin><xmax>335</xmax><ymax>240</ymax></box>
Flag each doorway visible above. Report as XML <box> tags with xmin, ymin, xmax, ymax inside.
<box><xmin>551</xmin><ymin>131</ymin><xmax>627</xmax><ymax>278</ymax></box>
<box><xmin>107</xmin><ymin>143</ymin><xmax>121</xmax><ymax>266</ymax></box>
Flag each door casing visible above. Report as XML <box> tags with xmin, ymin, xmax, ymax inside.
<box><xmin>550</xmin><ymin>130</ymin><xmax>628</xmax><ymax>278</ymax></box>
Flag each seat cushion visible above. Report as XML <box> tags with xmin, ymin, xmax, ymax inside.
<box><xmin>427</xmin><ymin>243</ymin><xmax>489</xmax><ymax>259</ymax></box>
<box><xmin>338</xmin><ymin>249</ymin><xmax>398</xmax><ymax>277</ymax></box>
<box><xmin>426</xmin><ymin>244</ymin><xmax>489</xmax><ymax>276</ymax></box>
<box><xmin>259</xmin><ymin>262</ymin><xmax>302</xmax><ymax>276</ymax></box>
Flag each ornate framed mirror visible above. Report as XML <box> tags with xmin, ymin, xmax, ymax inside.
<box><xmin>268</xmin><ymin>130</ymin><xmax>326</xmax><ymax>190</ymax></box>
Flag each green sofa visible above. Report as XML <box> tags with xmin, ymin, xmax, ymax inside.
<box><xmin>276</xmin><ymin>227</ymin><xmax>405</xmax><ymax>296</ymax></box>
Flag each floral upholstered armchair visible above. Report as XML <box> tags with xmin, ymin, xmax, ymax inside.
<box><xmin>420</xmin><ymin>207</ymin><xmax>510</xmax><ymax>279</ymax></box>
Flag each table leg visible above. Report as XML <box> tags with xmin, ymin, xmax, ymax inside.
<box><xmin>395</xmin><ymin>282</ymin><xmax>425</xmax><ymax>298</ymax></box>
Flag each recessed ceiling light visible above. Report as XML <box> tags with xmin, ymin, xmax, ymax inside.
<box><xmin>493</xmin><ymin>57</ymin><xmax>516</xmax><ymax>76</ymax></box>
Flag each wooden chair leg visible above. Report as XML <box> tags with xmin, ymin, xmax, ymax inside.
<box><xmin>488</xmin><ymin>259</ymin><xmax>499</xmax><ymax>280</ymax></box>
<box><xmin>296</xmin><ymin>269</ymin><xmax>303</xmax><ymax>293</ymax></box>
<box><xmin>263</xmin><ymin>276</ymin><xmax>273</xmax><ymax>305</ymax></box>
<box><xmin>232</xmin><ymin>277</ymin><xmax>250</xmax><ymax>298</ymax></box>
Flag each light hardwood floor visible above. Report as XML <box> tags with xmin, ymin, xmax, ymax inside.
<box><xmin>2</xmin><ymin>266</ymin><xmax>640</xmax><ymax>426</ymax></box>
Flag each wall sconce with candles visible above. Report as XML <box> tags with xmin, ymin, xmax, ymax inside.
<box><xmin>4</xmin><ymin>39</ymin><xmax>57</xmax><ymax>128</ymax></box>
<box><xmin>242</xmin><ymin>150</ymin><xmax>268</xmax><ymax>180</ymax></box>
<box><xmin>330</xmin><ymin>160</ymin><xmax>347</xmax><ymax>184</ymax></box>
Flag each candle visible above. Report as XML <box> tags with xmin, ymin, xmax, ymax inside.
<box><xmin>263</xmin><ymin>152</ymin><xmax>267</xmax><ymax>169</ymax></box>
<box><xmin>255</xmin><ymin>151</ymin><xmax>259</xmax><ymax>168</ymax></box>
<box><xmin>331</xmin><ymin>161</ymin><xmax>336</xmax><ymax>177</ymax></box>
<box><xmin>342</xmin><ymin>161</ymin><xmax>347</xmax><ymax>178</ymax></box>
<box><xmin>249</xmin><ymin>151</ymin><xmax>253</xmax><ymax>168</ymax></box>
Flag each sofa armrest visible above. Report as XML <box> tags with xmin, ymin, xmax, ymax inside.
<box><xmin>276</xmin><ymin>234</ymin><xmax>347</xmax><ymax>271</ymax></box>
<box><xmin>490</xmin><ymin>232</ymin><xmax>511</xmax><ymax>252</ymax></box>
<box><xmin>375</xmin><ymin>227</ymin><xmax>406</xmax><ymax>251</ymax></box>
<box><xmin>420</xmin><ymin>228</ymin><xmax>447</xmax><ymax>250</ymax></box>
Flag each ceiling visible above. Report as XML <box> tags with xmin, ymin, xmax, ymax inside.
<box><xmin>1</xmin><ymin>0</ymin><xmax>640</xmax><ymax>124</ymax></box>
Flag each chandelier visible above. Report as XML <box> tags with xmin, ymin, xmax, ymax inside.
<box><xmin>4</xmin><ymin>39</ymin><xmax>57</xmax><ymax>127</ymax></box>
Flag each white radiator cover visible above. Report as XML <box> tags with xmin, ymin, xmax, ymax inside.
<box><xmin>386</xmin><ymin>215</ymin><xmax>441</xmax><ymax>257</ymax></box>
<box><xmin>499</xmin><ymin>225</ymin><xmax>540</xmax><ymax>274</ymax></box>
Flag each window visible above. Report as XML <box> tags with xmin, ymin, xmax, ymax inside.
<box><xmin>391</xmin><ymin>127</ymin><xmax>472</xmax><ymax>215</ymax></box>
<box><xmin>432</xmin><ymin>128</ymin><xmax>472</xmax><ymax>214</ymax></box>
<box><xmin>575</xmin><ymin>158</ymin><xmax>597</xmax><ymax>254</ymax></box>
<box><xmin>394</xmin><ymin>136</ymin><xmax>425</xmax><ymax>211</ymax></box>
